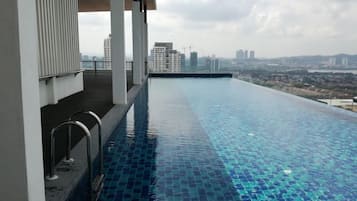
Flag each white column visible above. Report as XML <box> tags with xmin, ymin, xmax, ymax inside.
<box><xmin>111</xmin><ymin>0</ymin><xmax>127</xmax><ymax>104</ymax></box>
<box><xmin>143</xmin><ymin>10</ymin><xmax>149</xmax><ymax>77</ymax></box>
<box><xmin>141</xmin><ymin>12</ymin><xmax>146</xmax><ymax>80</ymax></box>
<box><xmin>132</xmin><ymin>1</ymin><xmax>143</xmax><ymax>85</ymax></box>
<box><xmin>0</xmin><ymin>0</ymin><xmax>46</xmax><ymax>200</ymax></box>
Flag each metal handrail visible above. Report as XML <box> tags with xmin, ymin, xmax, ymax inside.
<box><xmin>46</xmin><ymin>121</ymin><xmax>92</xmax><ymax>185</ymax></box>
<box><xmin>80</xmin><ymin>60</ymin><xmax>134</xmax><ymax>71</ymax></box>
<box><xmin>39</xmin><ymin>70</ymin><xmax>84</xmax><ymax>81</ymax></box>
<box><xmin>67</xmin><ymin>111</ymin><xmax>103</xmax><ymax>174</ymax></box>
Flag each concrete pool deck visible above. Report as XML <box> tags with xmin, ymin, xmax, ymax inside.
<box><xmin>149</xmin><ymin>72</ymin><xmax>233</xmax><ymax>78</ymax></box>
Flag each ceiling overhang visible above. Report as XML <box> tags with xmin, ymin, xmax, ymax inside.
<box><xmin>78</xmin><ymin>0</ymin><xmax>156</xmax><ymax>12</ymax></box>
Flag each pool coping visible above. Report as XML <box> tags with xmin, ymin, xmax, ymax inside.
<box><xmin>149</xmin><ymin>72</ymin><xmax>233</xmax><ymax>78</ymax></box>
<box><xmin>44</xmin><ymin>78</ymin><xmax>148</xmax><ymax>201</ymax></box>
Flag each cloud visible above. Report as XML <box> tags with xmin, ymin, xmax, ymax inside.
<box><xmin>79</xmin><ymin>0</ymin><xmax>357</xmax><ymax>57</ymax></box>
<box><xmin>158</xmin><ymin>0</ymin><xmax>257</xmax><ymax>22</ymax></box>
<box><xmin>78</xmin><ymin>12</ymin><xmax>134</xmax><ymax>57</ymax></box>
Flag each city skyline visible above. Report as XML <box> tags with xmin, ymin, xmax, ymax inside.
<box><xmin>79</xmin><ymin>0</ymin><xmax>357</xmax><ymax>58</ymax></box>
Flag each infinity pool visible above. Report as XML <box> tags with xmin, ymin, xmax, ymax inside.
<box><xmin>100</xmin><ymin>78</ymin><xmax>357</xmax><ymax>201</ymax></box>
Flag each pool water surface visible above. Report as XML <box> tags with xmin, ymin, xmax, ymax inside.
<box><xmin>100</xmin><ymin>78</ymin><xmax>357</xmax><ymax>201</ymax></box>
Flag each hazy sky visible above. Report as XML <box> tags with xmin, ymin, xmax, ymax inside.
<box><xmin>78</xmin><ymin>0</ymin><xmax>357</xmax><ymax>58</ymax></box>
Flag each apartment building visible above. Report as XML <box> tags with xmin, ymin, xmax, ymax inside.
<box><xmin>150</xmin><ymin>42</ymin><xmax>182</xmax><ymax>72</ymax></box>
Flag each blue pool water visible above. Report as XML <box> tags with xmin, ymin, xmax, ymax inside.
<box><xmin>100</xmin><ymin>78</ymin><xmax>357</xmax><ymax>201</ymax></box>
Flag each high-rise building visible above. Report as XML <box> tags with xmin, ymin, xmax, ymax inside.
<box><xmin>244</xmin><ymin>50</ymin><xmax>249</xmax><ymax>60</ymax></box>
<box><xmin>205</xmin><ymin>57</ymin><xmax>212</xmax><ymax>69</ymax></box>
<box><xmin>151</xmin><ymin>45</ymin><xmax>167</xmax><ymax>72</ymax></box>
<box><xmin>342</xmin><ymin>57</ymin><xmax>349</xmax><ymax>66</ymax></box>
<box><xmin>236</xmin><ymin>49</ymin><xmax>245</xmax><ymax>61</ymax></box>
<box><xmin>213</xmin><ymin>58</ymin><xmax>220</xmax><ymax>72</ymax></box>
<box><xmin>150</xmin><ymin>42</ymin><xmax>181</xmax><ymax>72</ymax></box>
<box><xmin>249</xmin><ymin>51</ymin><xmax>255</xmax><ymax>60</ymax></box>
<box><xmin>329</xmin><ymin>57</ymin><xmax>337</xmax><ymax>66</ymax></box>
<box><xmin>180</xmin><ymin>53</ymin><xmax>186</xmax><ymax>69</ymax></box>
<box><xmin>154</xmin><ymin>42</ymin><xmax>173</xmax><ymax>51</ymax></box>
<box><xmin>190</xmin><ymin>52</ymin><xmax>198</xmax><ymax>68</ymax></box>
<box><xmin>168</xmin><ymin>50</ymin><xmax>181</xmax><ymax>72</ymax></box>
<box><xmin>205</xmin><ymin>55</ymin><xmax>220</xmax><ymax>72</ymax></box>
<box><xmin>104</xmin><ymin>34</ymin><xmax>112</xmax><ymax>69</ymax></box>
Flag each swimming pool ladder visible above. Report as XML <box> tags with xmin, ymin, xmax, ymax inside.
<box><xmin>46</xmin><ymin>111</ymin><xmax>104</xmax><ymax>201</ymax></box>
<box><xmin>68</xmin><ymin>111</ymin><xmax>104</xmax><ymax>201</ymax></box>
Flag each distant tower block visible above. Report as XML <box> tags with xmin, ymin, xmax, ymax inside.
<box><xmin>249</xmin><ymin>51</ymin><xmax>255</xmax><ymax>60</ymax></box>
<box><xmin>329</xmin><ymin>57</ymin><xmax>337</xmax><ymax>66</ymax></box>
<box><xmin>180</xmin><ymin>53</ymin><xmax>186</xmax><ymax>68</ymax></box>
<box><xmin>150</xmin><ymin>42</ymin><xmax>182</xmax><ymax>72</ymax></box>
<box><xmin>244</xmin><ymin>50</ymin><xmax>248</xmax><ymax>60</ymax></box>
<box><xmin>190</xmin><ymin>52</ymin><xmax>198</xmax><ymax>68</ymax></box>
<box><xmin>104</xmin><ymin>34</ymin><xmax>112</xmax><ymax>69</ymax></box>
<box><xmin>236</xmin><ymin>49</ymin><xmax>245</xmax><ymax>61</ymax></box>
<box><xmin>342</xmin><ymin>57</ymin><xmax>349</xmax><ymax>66</ymax></box>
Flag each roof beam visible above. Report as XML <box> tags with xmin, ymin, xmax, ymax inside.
<box><xmin>78</xmin><ymin>0</ymin><xmax>156</xmax><ymax>12</ymax></box>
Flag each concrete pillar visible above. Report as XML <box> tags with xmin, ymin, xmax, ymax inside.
<box><xmin>141</xmin><ymin>12</ymin><xmax>146</xmax><ymax>81</ymax></box>
<box><xmin>111</xmin><ymin>0</ymin><xmax>127</xmax><ymax>104</ymax></box>
<box><xmin>140</xmin><ymin>12</ymin><xmax>145</xmax><ymax>80</ymax></box>
<box><xmin>0</xmin><ymin>0</ymin><xmax>46</xmax><ymax>200</ymax></box>
<box><xmin>132</xmin><ymin>0</ymin><xmax>143</xmax><ymax>85</ymax></box>
<box><xmin>143</xmin><ymin>7</ymin><xmax>149</xmax><ymax>76</ymax></box>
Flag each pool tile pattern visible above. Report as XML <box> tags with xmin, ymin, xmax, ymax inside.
<box><xmin>179</xmin><ymin>79</ymin><xmax>357</xmax><ymax>201</ymax></box>
<box><xmin>100</xmin><ymin>83</ymin><xmax>240</xmax><ymax>201</ymax></box>
<box><xmin>99</xmin><ymin>78</ymin><xmax>357</xmax><ymax>201</ymax></box>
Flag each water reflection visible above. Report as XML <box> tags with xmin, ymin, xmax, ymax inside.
<box><xmin>100</xmin><ymin>80</ymin><xmax>241</xmax><ymax>201</ymax></box>
<box><xmin>100</xmin><ymin>83</ymin><xmax>158</xmax><ymax>200</ymax></box>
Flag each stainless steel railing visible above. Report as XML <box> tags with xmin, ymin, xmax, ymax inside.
<box><xmin>68</xmin><ymin>111</ymin><xmax>103</xmax><ymax>175</ymax></box>
<box><xmin>46</xmin><ymin>121</ymin><xmax>92</xmax><ymax>182</ymax></box>
<box><xmin>46</xmin><ymin>111</ymin><xmax>105</xmax><ymax>201</ymax></box>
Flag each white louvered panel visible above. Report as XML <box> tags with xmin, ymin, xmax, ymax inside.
<box><xmin>57</xmin><ymin>1</ymin><xmax>67</xmax><ymax>73</ymax></box>
<box><xmin>71</xmin><ymin>1</ymin><xmax>79</xmax><ymax>70</ymax></box>
<box><xmin>71</xmin><ymin>0</ymin><xmax>78</xmax><ymax>72</ymax></box>
<box><xmin>37</xmin><ymin>0</ymin><xmax>80</xmax><ymax>78</ymax></box>
<box><xmin>51</xmin><ymin>0</ymin><xmax>58</xmax><ymax>76</ymax></box>
<box><xmin>63</xmin><ymin>0</ymin><xmax>68</xmax><ymax>72</ymax></box>
<box><xmin>51</xmin><ymin>0</ymin><xmax>57</xmax><ymax>75</ymax></box>
<box><xmin>36</xmin><ymin>0</ymin><xmax>44</xmax><ymax>76</ymax></box>
<box><xmin>72</xmin><ymin>0</ymin><xmax>80</xmax><ymax>72</ymax></box>
<box><xmin>42</xmin><ymin>0</ymin><xmax>50</xmax><ymax>76</ymax></box>
<box><xmin>62</xmin><ymin>0</ymin><xmax>68</xmax><ymax>73</ymax></box>
<box><xmin>68</xmin><ymin>0</ymin><xmax>76</xmax><ymax>71</ymax></box>
<box><xmin>72</xmin><ymin>0</ymin><xmax>78</xmax><ymax>72</ymax></box>
<box><xmin>49</xmin><ymin>0</ymin><xmax>56</xmax><ymax>76</ymax></box>
<box><xmin>75</xmin><ymin>0</ymin><xmax>80</xmax><ymax>71</ymax></box>
<box><xmin>48</xmin><ymin>0</ymin><xmax>54</xmax><ymax>76</ymax></box>
<box><xmin>65</xmin><ymin>0</ymin><xmax>71</xmax><ymax>72</ymax></box>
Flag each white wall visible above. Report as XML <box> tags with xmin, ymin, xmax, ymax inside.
<box><xmin>39</xmin><ymin>73</ymin><xmax>84</xmax><ymax>107</ymax></box>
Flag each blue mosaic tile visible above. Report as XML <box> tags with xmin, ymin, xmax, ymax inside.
<box><xmin>100</xmin><ymin>82</ymin><xmax>240</xmax><ymax>201</ymax></box>
<box><xmin>99</xmin><ymin>78</ymin><xmax>357</xmax><ymax>201</ymax></box>
<box><xmin>178</xmin><ymin>78</ymin><xmax>357</xmax><ymax>201</ymax></box>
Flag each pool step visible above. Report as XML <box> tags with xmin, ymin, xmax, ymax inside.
<box><xmin>92</xmin><ymin>174</ymin><xmax>104</xmax><ymax>201</ymax></box>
